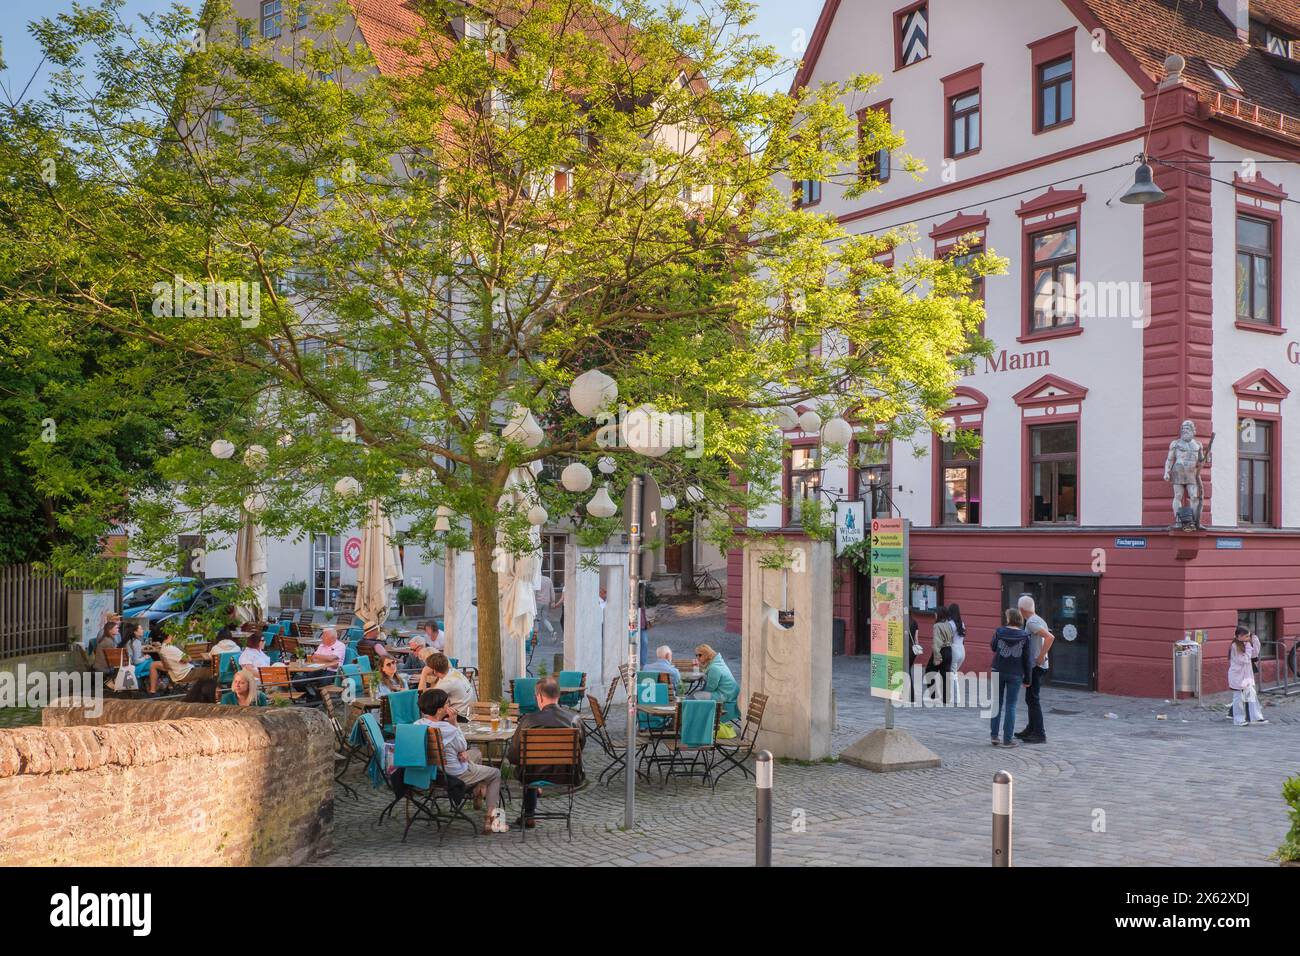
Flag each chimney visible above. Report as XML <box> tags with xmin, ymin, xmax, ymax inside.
<box><xmin>1216</xmin><ymin>0</ymin><xmax>1250</xmax><ymax>42</ymax></box>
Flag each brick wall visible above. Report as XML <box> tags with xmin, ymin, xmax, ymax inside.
<box><xmin>0</xmin><ymin>699</ymin><xmax>335</xmax><ymax>866</ymax></box>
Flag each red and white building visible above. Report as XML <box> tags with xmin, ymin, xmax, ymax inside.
<box><xmin>728</xmin><ymin>0</ymin><xmax>1300</xmax><ymax>696</ymax></box>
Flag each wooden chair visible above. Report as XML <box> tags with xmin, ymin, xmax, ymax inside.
<box><xmin>423</xmin><ymin>726</ymin><xmax>481</xmax><ymax>842</ymax></box>
<box><xmin>712</xmin><ymin>692</ymin><xmax>769</xmax><ymax>788</ymax></box>
<box><xmin>319</xmin><ymin>688</ymin><xmax>361</xmax><ymax>800</ymax></box>
<box><xmin>103</xmin><ymin>647</ymin><xmax>127</xmax><ymax>669</ymax></box>
<box><xmin>515</xmin><ymin>726</ymin><xmax>582</xmax><ymax>842</ymax></box>
<box><xmin>277</xmin><ymin>608</ymin><xmax>295</xmax><ymax>623</ymax></box>
<box><xmin>469</xmin><ymin>701</ymin><xmax>499</xmax><ymax>721</ymax></box>
<box><xmin>258</xmin><ymin>665</ymin><xmax>304</xmax><ymax>702</ymax></box>
<box><xmin>335</xmin><ymin>611</ymin><xmax>354</xmax><ymax>629</ymax></box>
<box><xmin>582</xmin><ymin>675</ymin><xmax>620</xmax><ymax>738</ymax></box>
<box><xmin>278</xmin><ymin>636</ymin><xmax>301</xmax><ymax>660</ymax></box>
<box><xmin>586</xmin><ymin>695</ymin><xmax>626</xmax><ymax>786</ymax></box>
<box><xmin>184</xmin><ymin>642</ymin><xmax>211</xmax><ymax>660</ymax></box>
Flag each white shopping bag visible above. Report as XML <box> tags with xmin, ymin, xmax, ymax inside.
<box><xmin>113</xmin><ymin>662</ymin><xmax>139</xmax><ymax>693</ymax></box>
<box><xmin>1242</xmin><ymin>681</ymin><xmax>1258</xmax><ymax>704</ymax></box>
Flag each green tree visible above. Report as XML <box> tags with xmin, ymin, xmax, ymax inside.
<box><xmin>0</xmin><ymin>0</ymin><xmax>998</xmax><ymax>695</ymax></box>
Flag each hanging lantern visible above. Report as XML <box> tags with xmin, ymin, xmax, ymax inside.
<box><xmin>243</xmin><ymin>492</ymin><xmax>267</xmax><ymax>515</ymax></box>
<box><xmin>586</xmin><ymin>483</ymin><xmax>618</xmax><ymax>518</ymax></box>
<box><xmin>210</xmin><ymin>439</ymin><xmax>236</xmax><ymax>460</ymax></box>
<box><xmin>334</xmin><ymin>476</ymin><xmax>361</xmax><ymax>497</ymax></box>
<box><xmin>474</xmin><ymin>432</ymin><xmax>499</xmax><ymax>459</ymax></box>
<box><xmin>774</xmin><ymin>406</ymin><xmax>799</xmax><ymax>431</ymax></box>
<box><xmin>276</xmin><ymin>432</ymin><xmax>294</xmax><ymax>448</ymax></box>
<box><xmin>434</xmin><ymin>504</ymin><xmax>452</xmax><ymax>533</ymax></box>
<box><xmin>502</xmin><ymin>405</ymin><xmax>544</xmax><ymax>448</ymax></box>
<box><xmin>621</xmin><ymin>404</ymin><xmax>673</xmax><ymax>458</ymax></box>
<box><xmin>561</xmin><ymin>461</ymin><xmax>593</xmax><ymax>492</ymax></box>
<box><xmin>597</xmin><ymin>456</ymin><xmax>617</xmax><ymax>474</ymax></box>
<box><xmin>797</xmin><ymin>410</ymin><xmax>822</xmax><ymax>434</ymax></box>
<box><xmin>822</xmin><ymin>416</ymin><xmax>853</xmax><ymax>447</ymax></box>
<box><xmin>243</xmin><ymin>444</ymin><xmax>269</xmax><ymax>470</ymax></box>
<box><xmin>527</xmin><ymin>505</ymin><xmax>549</xmax><ymax>526</ymax></box>
<box><xmin>569</xmin><ymin>369</ymin><xmax>618</xmax><ymax>417</ymax></box>
<box><xmin>685</xmin><ymin>485</ymin><xmax>705</xmax><ymax>504</ymax></box>
<box><xmin>660</xmin><ymin>494</ymin><xmax>678</xmax><ymax>511</ymax></box>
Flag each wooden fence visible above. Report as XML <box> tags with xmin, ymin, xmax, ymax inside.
<box><xmin>0</xmin><ymin>563</ymin><xmax>72</xmax><ymax>659</ymax></box>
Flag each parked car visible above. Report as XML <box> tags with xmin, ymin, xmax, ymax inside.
<box><xmin>134</xmin><ymin>578</ymin><xmax>238</xmax><ymax>631</ymax></box>
<box><xmin>122</xmin><ymin>577</ymin><xmax>195</xmax><ymax>618</ymax></box>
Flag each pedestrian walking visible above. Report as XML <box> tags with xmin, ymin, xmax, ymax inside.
<box><xmin>1015</xmin><ymin>594</ymin><xmax>1054</xmax><ymax>744</ymax></box>
<box><xmin>990</xmin><ymin>609</ymin><xmax>1033</xmax><ymax>747</ymax></box>
<box><xmin>926</xmin><ymin>606</ymin><xmax>955</xmax><ymax>704</ymax></box>
<box><xmin>1228</xmin><ymin>626</ymin><xmax>1269</xmax><ymax>726</ymax></box>
<box><xmin>948</xmin><ymin>603</ymin><xmax>967</xmax><ymax>705</ymax></box>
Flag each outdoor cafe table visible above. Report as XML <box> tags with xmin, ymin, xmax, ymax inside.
<box><xmin>349</xmin><ymin>696</ymin><xmax>382</xmax><ymax>713</ymax></box>
<box><xmin>463</xmin><ymin>721</ymin><xmax>516</xmax><ymax>746</ymax></box>
<box><xmin>679</xmin><ymin>670</ymin><xmax>705</xmax><ymax>693</ymax></box>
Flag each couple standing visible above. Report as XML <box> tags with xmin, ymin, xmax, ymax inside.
<box><xmin>988</xmin><ymin>595</ymin><xmax>1054</xmax><ymax>746</ymax></box>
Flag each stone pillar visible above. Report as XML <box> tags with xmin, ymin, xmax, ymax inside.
<box><xmin>564</xmin><ymin>540</ymin><xmax>629</xmax><ymax>692</ymax></box>
<box><xmin>741</xmin><ymin>537</ymin><xmax>833</xmax><ymax>760</ymax></box>
<box><xmin>442</xmin><ymin>548</ymin><xmax>478</xmax><ymax>668</ymax></box>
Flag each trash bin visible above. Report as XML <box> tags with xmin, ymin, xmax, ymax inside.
<box><xmin>1173</xmin><ymin>640</ymin><xmax>1201</xmax><ymax>699</ymax></box>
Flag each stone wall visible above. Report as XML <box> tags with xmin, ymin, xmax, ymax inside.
<box><xmin>0</xmin><ymin>699</ymin><xmax>335</xmax><ymax>866</ymax></box>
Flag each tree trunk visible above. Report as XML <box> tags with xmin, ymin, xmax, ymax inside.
<box><xmin>471</xmin><ymin>520</ymin><xmax>503</xmax><ymax>702</ymax></box>
<box><xmin>679</xmin><ymin>518</ymin><xmax>696</xmax><ymax>594</ymax></box>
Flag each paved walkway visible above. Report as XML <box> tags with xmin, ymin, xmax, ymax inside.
<box><xmin>321</xmin><ymin>604</ymin><xmax>1300</xmax><ymax>866</ymax></box>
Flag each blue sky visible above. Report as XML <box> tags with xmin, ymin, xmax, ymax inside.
<box><xmin>0</xmin><ymin>0</ymin><xmax>823</xmax><ymax>106</ymax></box>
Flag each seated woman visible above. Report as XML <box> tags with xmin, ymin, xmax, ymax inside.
<box><xmin>374</xmin><ymin>656</ymin><xmax>405</xmax><ymax>697</ymax></box>
<box><xmin>119</xmin><ymin>621</ymin><xmax>154</xmax><ymax>684</ymax></box>
<box><xmin>91</xmin><ymin>618</ymin><xmax>121</xmax><ymax>674</ymax></box>
<box><xmin>221</xmin><ymin>668</ymin><xmax>269</xmax><ymax>707</ymax></box>
<box><xmin>692</xmin><ymin>643</ymin><xmax>740</xmax><ymax>724</ymax></box>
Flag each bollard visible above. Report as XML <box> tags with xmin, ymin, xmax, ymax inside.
<box><xmin>992</xmin><ymin>770</ymin><xmax>1013</xmax><ymax>867</ymax></box>
<box><xmin>755</xmin><ymin>751</ymin><xmax>773</xmax><ymax>867</ymax></box>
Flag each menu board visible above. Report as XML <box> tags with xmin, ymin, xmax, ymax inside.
<box><xmin>869</xmin><ymin>518</ymin><xmax>908</xmax><ymax>700</ymax></box>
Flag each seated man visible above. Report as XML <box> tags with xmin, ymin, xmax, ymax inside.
<box><xmin>238</xmin><ymin>632</ymin><xmax>271</xmax><ymax>670</ymax></box>
<box><xmin>643</xmin><ymin>645</ymin><xmax>681</xmax><ymax>690</ymax></box>
<box><xmin>149</xmin><ymin>631</ymin><xmax>212</xmax><ymax>695</ymax></box>
<box><xmin>417</xmin><ymin>652</ymin><xmax>475</xmax><ymax>718</ymax></box>
<box><xmin>420</xmin><ymin>620</ymin><xmax>446</xmax><ymax>654</ymax></box>
<box><xmin>401</xmin><ymin>634</ymin><xmax>432</xmax><ymax>673</ymax></box>
<box><xmin>309</xmin><ymin>628</ymin><xmax>346</xmax><ymax>668</ymax></box>
<box><xmin>418</xmin><ymin>689</ymin><xmax>507</xmax><ymax>835</ymax></box>
<box><xmin>506</xmin><ymin>677</ymin><xmax>585</xmax><ymax>828</ymax></box>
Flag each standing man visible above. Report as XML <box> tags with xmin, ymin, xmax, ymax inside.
<box><xmin>1015</xmin><ymin>594</ymin><xmax>1054</xmax><ymax>744</ymax></box>
<box><xmin>535</xmin><ymin>574</ymin><xmax>561</xmax><ymax>639</ymax></box>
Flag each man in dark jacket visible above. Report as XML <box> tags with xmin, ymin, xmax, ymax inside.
<box><xmin>506</xmin><ymin>676</ymin><xmax>585</xmax><ymax>827</ymax></box>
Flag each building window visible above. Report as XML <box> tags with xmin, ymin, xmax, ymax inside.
<box><xmin>940</xmin><ymin>432</ymin><xmax>981</xmax><ymax>525</ymax></box>
<box><xmin>1208</xmin><ymin>61</ymin><xmax>1244</xmax><ymax>94</ymax></box>
<box><xmin>795</xmin><ymin>179</ymin><xmax>822</xmax><ymax>208</ymax></box>
<box><xmin>788</xmin><ymin>445</ymin><xmax>823</xmax><ymax>526</ymax></box>
<box><xmin>1237</xmin><ymin>419</ymin><xmax>1272</xmax><ymax>526</ymax></box>
<box><xmin>1265</xmin><ymin>31</ymin><xmax>1293</xmax><ymax>58</ymax></box>
<box><xmin>948</xmin><ymin>90</ymin><xmax>980</xmax><ymax>157</ymax></box>
<box><xmin>1037</xmin><ymin>56</ymin><xmax>1073</xmax><ymax>130</ymax></box>
<box><xmin>859</xmin><ymin>103</ymin><xmax>892</xmax><ymax>184</ymax></box>
<box><xmin>239</xmin><ymin>24</ymin><xmax>252</xmax><ymax>48</ymax></box>
<box><xmin>856</xmin><ymin>441</ymin><xmax>892</xmax><ymax>519</ymax></box>
<box><xmin>260</xmin><ymin>0</ymin><xmax>282</xmax><ymax>38</ymax></box>
<box><xmin>1237</xmin><ymin>608</ymin><xmax>1278</xmax><ymax>660</ymax></box>
<box><xmin>311</xmin><ymin>533</ymin><xmax>341</xmax><ymax>610</ymax></box>
<box><xmin>1029</xmin><ymin>423</ymin><xmax>1078</xmax><ymax>524</ymax></box>
<box><xmin>540</xmin><ymin>534</ymin><xmax>567</xmax><ymax>595</ymax></box>
<box><xmin>1236</xmin><ymin>215</ymin><xmax>1275</xmax><ymax>325</ymax></box>
<box><xmin>894</xmin><ymin>2</ymin><xmax>929</xmax><ymax>69</ymax></box>
<box><xmin>1029</xmin><ymin>225</ymin><xmax>1078</xmax><ymax>331</ymax></box>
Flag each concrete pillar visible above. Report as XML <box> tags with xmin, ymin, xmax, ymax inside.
<box><xmin>563</xmin><ymin>540</ymin><xmax>628</xmax><ymax>693</ymax></box>
<box><xmin>741</xmin><ymin>537</ymin><xmax>833</xmax><ymax>760</ymax></box>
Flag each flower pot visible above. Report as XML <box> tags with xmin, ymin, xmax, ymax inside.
<box><xmin>401</xmin><ymin>603</ymin><xmax>426</xmax><ymax>618</ymax></box>
<box><xmin>279</xmin><ymin>592</ymin><xmax>303</xmax><ymax>609</ymax></box>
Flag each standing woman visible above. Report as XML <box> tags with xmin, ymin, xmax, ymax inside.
<box><xmin>926</xmin><ymin>606</ymin><xmax>955</xmax><ymax>705</ymax></box>
<box><xmin>948</xmin><ymin>604</ymin><xmax>967</xmax><ymax>705</ymax></box>
<box><xmin>1228</xmin><ymin>626</ymin><xmax>1268</xmax><ymax>726</ymax></box>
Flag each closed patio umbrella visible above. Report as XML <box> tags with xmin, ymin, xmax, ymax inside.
<box><xmin>355</xmin><ymin>499</ymin><xmax>403</xmax><ymax>628</ymax></box>
<box><xmin>494</xmin><ymin>467</ymin><xmax>541</xmax><ymax>678</ymax></box>
<box><xmin>235</xmin><ymin>509</ymin><xmax>268</xmax><ymax>622</ymax></box>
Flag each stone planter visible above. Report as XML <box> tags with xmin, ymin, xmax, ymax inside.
<box><xmin>279</xmin><ymin>592</ymin><xmax>304</xmax><ymax>610</ymax></box>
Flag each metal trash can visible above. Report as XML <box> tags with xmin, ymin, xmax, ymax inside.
<box><xmin>1172</xmin><ymin>640</ymin><xmax>1202</xmax><ymax>699</ymax></box>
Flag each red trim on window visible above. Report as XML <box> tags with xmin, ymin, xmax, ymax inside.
<box><xmin>781</xmin><ymin>436</ymin><xmax>822</xmax><ymax>528</ymax></box>
<box><xmin>942</xmin><ymin>64</ymin><xmax>983</xmax><ymax>159</ymax></box>
<box><xmin>1232</xmin><ymin>369</ymin><xmax>1292</xmax><ymax>402</ymax></box>
<box><xmin>929</xmin><ymin>210</ymin><xmax>989</xmax><ymax>250</ymax></box>
<box><xmin>1235</xmin><ymin>413</ymin><xmax>1282</xmax><ymax>529</ymax></box>
<box><xmin>893</xmin><ymin>1</ymin><xmax>929</xmax><ymax>73</ymax></box>
<box><xmin>1012</xmin><ymin>373</ymin><xmax>1089</xmax><ymax>408</ymax></box>
<box><xmin>1018</xmin><ymin>194</ymin><xmax>1084</xmax><ymax>340</ymax></box>
<box><xmin>1028</xmin><ymin>28</ymin><xmax>1076</xmax><ymax>133</ymax></box>
<box><xmin>931</xmin><ymin>388</ymin><xmax>986</xmax><ymax>527</ymax></box>
<box><xmin>859</xmin><ymin>99</ymin><xmax>893</xmax><ymax>184</ymax></box>
<box><xmin>1020</xmin><ymin>415</ymin><xmax>1082</xmax><ymax>528</ymax></box>
<box><xmin>1234</xmin><ymin>175</ymin><xmax>1285</xmax><ymax>333</ymax></box>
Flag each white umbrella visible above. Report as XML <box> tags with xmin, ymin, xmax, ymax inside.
<box><xmin>235</xmin><ymin>509</ymin><xmax>268</xmax><ymax>622</ymax></box>
<box><xmin>494</xmin><ymin>466</ymin><xmax>542</xmax><ymax>676</ymax></box>
<box><xmin>355</xmin><ymin>499</ymin><xmax>403</xmax><ymax>628</ymax></box>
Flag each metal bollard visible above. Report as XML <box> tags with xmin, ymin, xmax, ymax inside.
<box><xmin>755</xmin><ymin>751</ymin><xmax>773</xmax><ymax>867</ymax></box>
<box><xmin>992</xmin><ymin>770</ymin><xmax>1013</xmax><ymax>867</ymax></box>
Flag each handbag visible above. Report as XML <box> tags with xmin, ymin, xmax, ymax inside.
<box><xmin>113</xmin><ymin>660</ymin><xmax>139</xmax><ymax>693</ymax></box>
<box><xmin>1241</xmin><ymin>681</ymin><xmax>1258</xmax><ymax>704</ymax></box>
<box><xmin>716</xmin><ymin>722</ymin><xmax>738</xmax><ymax>740</ymax></box>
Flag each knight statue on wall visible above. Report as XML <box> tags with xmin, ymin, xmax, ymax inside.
<box><xmin>1163</xmin><ymin>419</ymin><xmax>1213</xmax><ymax>531</ymax></box>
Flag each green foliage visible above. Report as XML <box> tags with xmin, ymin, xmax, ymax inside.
<box><xmin>840</xmin><ymin>539</ymin><xmax>872</xmax><ymax>576</ymax></box>
<box><xmin>396</xmin><ymin>585</ymin><xmax>428</xmax><ymax>606</ymax></box>
<box><xmin>280</xmin><ymin>579</ymin><xmax>307</xmax><ymax>595</ymax></box>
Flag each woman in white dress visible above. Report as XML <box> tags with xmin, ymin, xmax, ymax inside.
<box><xmin>948</xmin><ymin>603</ymin><xmax>967</xmax><ymax>705</ymax></box>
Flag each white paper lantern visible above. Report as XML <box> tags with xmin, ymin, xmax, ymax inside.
<box><xmin>586</xmin><ymin>483</ymin><xmax>618</xmax><ymax>518</ymax></box>
<box><xmin>569</xmin><ymin>369</ymin><xmax>618</xmax><ymax>417</ymax></box>
<box><xmin>685</xmin><ymin>485</ymin><xmax>705</xmax><ymax>504</ymax></box>
<box><xmin>210</xmin><ymin>439</ymin><xmax>236</xmax><ymax>460</ymax></box>
<box><xmin>774</xmin><ymin>406</ymin><xmax>799</xmax><ymax>431</ymax></box>
<box><xmin>334</xmin><ymin>476</ymin><xmax>361</xmax><ymax>497</ymax></box>
<box><xmin>797</xmin><ymin>410</ymin><xmax>822</xmax><ymax>434</ymax></box>
<box><xmin>621</xmin><ymin>404</ymin><xmax>673</xmax><ymax>458</ymax></box>
<box><xmin>822</xmin><ymin>416</ymin><xmax>853</xmax><ymax>447</ymax></box>
<box><xmin>660</xmin><ymin>494</ymin><xmax>677</xmax><ymax>511</ymax></box>
<box><xmin>434</xmin><ymin>505</ymin><xmax>452</xmax><ymax>533</ymax></box>
<box><xmin>243</xmin><ymin>444</ymin><xmax>269</xmax><ymax>470</ymax></box>
<box><xmin>243</xmin><ymin>492</ymin><xmax>267</xmax><ymax>515</ymax></box>
<box><xmin>502</xmin><ymin>405</ymin><xmax>545</xmax><ymax>448</ymax></box>
<box><xmin>561</xmin><ymin>462</ymin><xmax>593</xmax><ymax>492</ymax></box>
<box><xmin>597</xmin><ymin>456</ymin><xmax>617</xmax><ymax>474</ymax></box>
<box><xmin>527</xmin><ymin>505</ymin><xmax>549</xmax><ymax>526</ymax></box>
<box><xmin>474</xmin><ymin>432</ymin><xmax>499</xmax><ymax>459</ymax></box>
<box><xmin>277</xmin><ymin>432</ymin><xmax>294</xmax><ymax>448</ymax></box>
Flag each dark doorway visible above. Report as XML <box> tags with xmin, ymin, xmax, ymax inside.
<box><xmin>1001</xmin><ymin>573</ymin><xmax>1098</xmax><ymax>689</ymax></box>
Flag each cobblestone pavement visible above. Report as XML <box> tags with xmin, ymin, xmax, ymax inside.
<box><xmin>320</xmin><ymin>603</ymin><xmax>1300</xmax><ymax>867</ymax></box>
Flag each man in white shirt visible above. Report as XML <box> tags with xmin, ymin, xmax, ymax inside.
<box><xmin>1015</xmin><ymin>594</ymin><xmax>1054</xmax><ymax>744</ymax></box>
<box><xmin>148</xmin><ymin>632</ymin><xmax>210</xmax><ymax>694</ymax></box>
<box><xmin>310</xmin><ymin>628</ymin><xmax>346</xmax><ymax>667</ymax></box>
<box><xmin>418</xmin><ymin>652</ymin><xmax>476</xmax><ymax>716</ymax></box>
<box><xmin>239</xmin><ymin>632</ymin><xmax>271</xmax><ymax>670</ymax></box>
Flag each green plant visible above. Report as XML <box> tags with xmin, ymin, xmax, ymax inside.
<box><xmin>396</xmin><ymin>585</ymin><xmax>427</xmax><ymax>606</ymax></box>
<box><xmin>1272</xmin><ymin>773</ymin><xmax>1300</xmax><ymax>863</ymax></box>
<box><xmin>538</xmin><ymin>663</ymin><xmax>549</xmax><ymax>677</ymax></box>
<box><xmin>840</xmin><ymin>539</ymin><xmax>872</xmax><ymax>575</ymax></box>
<box><xmin>281</xmin><ymin>580</ymin><xmax>306</xmax><ymax>595</ymax></box>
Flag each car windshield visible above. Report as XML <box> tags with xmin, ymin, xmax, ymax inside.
<box><xmin>126</xmin><ymin>583</ymin><xmax>171</xmax><ymax>607</ymax></box>
<box><xmin>148</xmin><ymin>584</ymin><xmax>201</xmax><ymax>612</ymax></box>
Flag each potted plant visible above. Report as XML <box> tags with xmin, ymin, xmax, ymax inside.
<box><xmin>279</xmin><ymin>579</ymin><xmax>306</xmax><ymax>609</ymax></box>
<box><xmin>396</xmin><ymin>585</ymin><xmax>427</xmax><ymax>618</ymax></box>
<box><xmin>1272</xmin><ymin>774</ymin><xmax>1300</xmax><ymax>867</ymax></box>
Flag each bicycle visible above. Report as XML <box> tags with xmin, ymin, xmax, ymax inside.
<box><xmin>675</xmin><ymin>566</ymin><xmax>722</xmax><ymax>597</ymax></box>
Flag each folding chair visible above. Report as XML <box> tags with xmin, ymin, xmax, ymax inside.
<box><xmin>336</xmin><ymin>612</ymin><xmax>355</xmax><ymax>629</ymax></box>
<box><xmin>662</xmin><ymin>699</ymin><xmax>722</xmax><ymax>790</ymax></box>
<box><xmin>634</xmin><ymin>677</ymin><xmax>673</xmax><ymax>779</ymax></box>
<box><xmin>510</xmin><ymin>678</ymin><xmax>540</xmax><ymax>716</ymax></box>
<box><xmin>184</xmin><ymin>642</ymin><xmax>211</xmax><ymax>661</ymax></box>
<box><xmin>356</xmin><ymin>711</ymin><xmax>409</xmax><ymax>828</ymax></box>
<box><xmin>318</xmin><ymin>689</ymin><xmax>361</xmax><ymax>800</ymax></box>
<box><xmin>586</xmin><ymin>694</ymin><xmax>627</xmax><ymax>786</ymax></box>
<box><xmin>424</xmin><ymin>726</ymin><xmax>480</xmax><ymax>842</ymax></box>
<box><xmin>381</xmin><ymin>689</ymin><xmax>419</xmax><ymax>736</ymax></box>
<box><xmin>558</xmin><ymin>670</ymin><xmax>587</xmax><ymax>710</ymax></box>
<box><xmin>279</xmin><ymin>636</ymin><xmax>301</xmax><ymax>660</ymax></box>
<box><xmin>712</xmin><ymin>692</ymin><xmax>769</xmax><ymax>788</ymax></box>
<box><xmin>103</xmin><ymin>647</ymin><xmax>127</xmax><ymax>669</ymax></box>
<box><xmin>258</xmin><ymin>665</ymin><xmax>304</xmax><ymax>702</ymax></box>
<box><xmin>516</xmin><ymin>726</ymin><xmax>583</xmax><ymax>842</ymax></box>
<box><xmin>582</xmin><ymin>675</ymin><xmax>620</xmax><ymax>738</ymax></box>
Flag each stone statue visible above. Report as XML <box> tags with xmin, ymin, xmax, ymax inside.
<box><xmin>1163</xmin><ymin>420</ymin><xmax>1210</xmax><ymax>529</ymax></box>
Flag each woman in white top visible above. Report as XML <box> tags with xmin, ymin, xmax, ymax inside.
<box><xmin>947</xmin><ymin>604</ymin><xmax>967</xmax><ymax>705</ymax></box>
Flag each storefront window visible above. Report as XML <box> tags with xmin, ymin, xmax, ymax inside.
<box><xmin>1029</xmin><ymin>423</ymin><xmax>1078</xmax><ymax>524</ymax></box>
<box><xmin>1237</xmin><ymin>608</ymin><xmax>1277</xmax><ymax>659</ymax></box>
